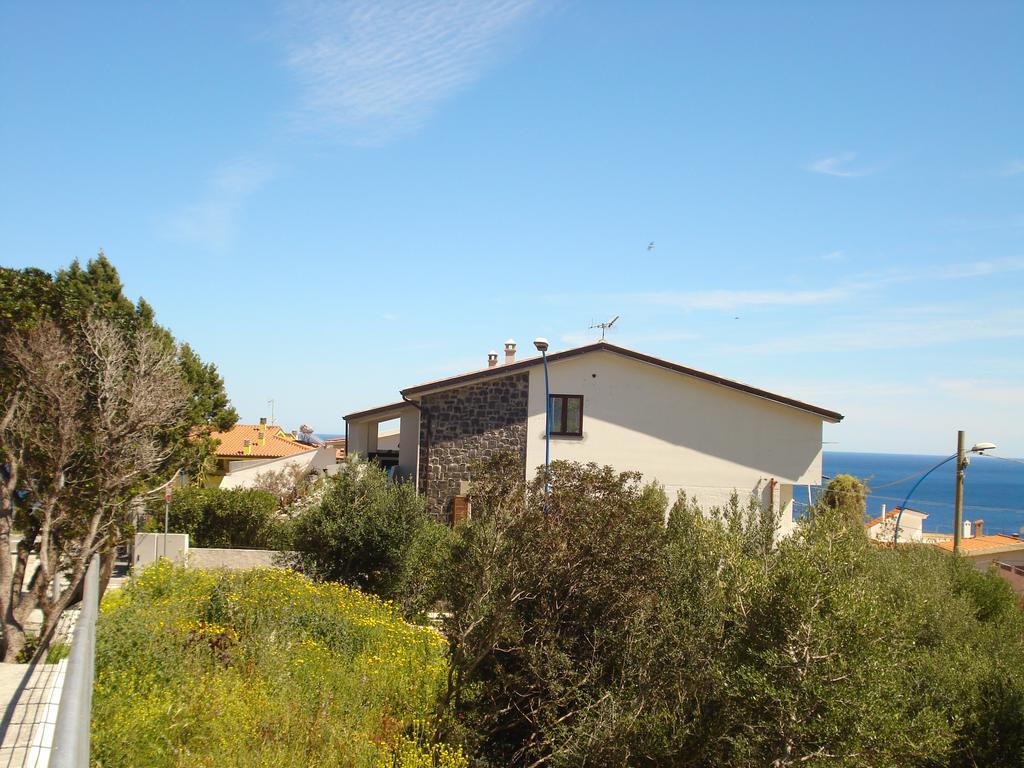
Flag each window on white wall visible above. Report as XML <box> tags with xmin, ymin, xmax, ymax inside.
<box><xmin>549</xmin><ymin>394</ymin><xmax>583</xmax><ymax>436</ymax></box>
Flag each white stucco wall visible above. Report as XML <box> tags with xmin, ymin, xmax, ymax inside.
<box><xmin>524</xmin><ymin>350</ymin><xmax>825</xmax><ymax>532</ymax></box>
<box><xmin>398</xmin><ymin>406</ymin><xmax>420</xmax><ymax>483</ymax></box>
<box><xmin>217</xmin><ymin>451</ymin><xmax>317</xmax><ymax>489</ymax></box>
<box><xmin>377</xmin><ymin>429</ymin><xmax>401</xmax><ymax>451</ymax></box>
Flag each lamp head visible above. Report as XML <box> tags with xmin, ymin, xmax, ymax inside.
<box><xmin>533</xmin><ymin>337</ymin><xmax>549</xmax><ymax>353</ymax></box>
<box><xmin>970</xmin><ymin>442</ymin><xmax>996</xmax><ymax>454</ymax></box>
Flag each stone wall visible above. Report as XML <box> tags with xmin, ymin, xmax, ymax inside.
<box><xmin>418</xmin><ymin>372</ymin><xmax>529</xmax><ymax>520</ymax></box>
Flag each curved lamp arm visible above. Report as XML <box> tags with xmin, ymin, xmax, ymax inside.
<box><xmin>891</xmin><ymin>454</ymin><xmax>957</xmax><ymax>544</ymax></box>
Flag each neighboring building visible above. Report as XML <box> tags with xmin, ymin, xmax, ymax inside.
<box><xmin>866</xmin><ymin>506</ymin><xmax>928</xmax><ymax>543</ymax></box>
<box><xmin>205</xmin><ymin>419</ymin><xmax>333</xmax><ymax>489</ymax></box>
<box><xmin>345</xmin><ymin>339</ymin><xmax>843</xmax><ymax>531</ymax></box>
<box><xmin>930</xmin><ymin>528</ymin><xmax>1024</xmax><ymax>572</ymax></box>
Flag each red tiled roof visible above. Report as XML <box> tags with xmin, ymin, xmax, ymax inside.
<box><xmin>932</xmin><ymin>534</ymin><xmax>1024</xmax><ymax>555</ymax></box>
<box><xmin>210</xmin><ymin>424</ymin><xmax>316</xmax><ymax>459</ymax></box>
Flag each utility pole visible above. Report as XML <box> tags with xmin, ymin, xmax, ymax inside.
<box><xmin>953</xmin><ymin>430</ymin><xmax>966</xmax><ymax>556</ymax></box>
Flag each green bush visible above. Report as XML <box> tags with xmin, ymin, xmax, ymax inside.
<box><xmin>158</xmin><ymin>487</ymin><xmax>290</xmax><ymax>549</ymax></box>
<box><xmin>290</xmin><ymin>459</ymin><xmax>450</xmax><ymax>608</ymax></box>
<box><xmin>440</xmin><ymin>458</ymin><xmax>1024</xmax><ymax>768</ymax></box>
<box><xmin>92</xmin><ymin>561</ymin><xmax>467</xmax><ymax>768</ymax></box>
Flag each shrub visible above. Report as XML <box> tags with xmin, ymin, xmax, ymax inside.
<box><xmin>441</xmin><ymin>455</ymin><xmax>1024</xmax><ymax>768</ymax></box>
<box><xmin>92</xmin><ymin>561</ymin><xmax>467</xmax><ymax>768</ymax></box>
<box><xmin>289</xmin><ymin>459</ymin><xmax>449</xmax><ymax>606</ymax></box>
<box><xmin>158</xmin><ymin>487</ymin><xmax>289</xmax><ymax>549</ymax></box>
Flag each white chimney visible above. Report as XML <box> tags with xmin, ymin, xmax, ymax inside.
<box><xmin>487</xmin><ymin>351</ymin><xmax>498</xmax><ymax>368</ymax></box>
<box><xmin>504</xmin><ymin>339</ymin><xmax>516</xmax><ymax>364</ymax></box>
<box><xmin>963</xmin><ymin>519</ymin><xmax>973</xmax><ymax>539</ymax></box>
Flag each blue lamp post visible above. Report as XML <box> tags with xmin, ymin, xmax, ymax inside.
<box><xmin>892</xmin><ymin>433</ymin><xmax>995</xmax><ymax>549</ymax></box>
<box><xmin>533</xmin><ymin>338</ymin><xmax>551</xmax><ymax>489</ymax></box>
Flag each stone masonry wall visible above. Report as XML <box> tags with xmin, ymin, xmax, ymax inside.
<box><xmin>418</xmin><ymin>372</ymin><xmax>529</xmax><ymax>520</ymax></box>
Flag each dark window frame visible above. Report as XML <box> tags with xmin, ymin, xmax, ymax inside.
<box><xmin>549</xmin><ymin>394</ymin><xmax>584</xmax><ymax>437</ymax></box>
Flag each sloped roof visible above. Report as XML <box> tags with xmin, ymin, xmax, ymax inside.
<box><xmin>395</xmin><ymin>341</ymin><xmax>842</xmax><ymax>422</ymax></box>
<box><xmin>210</xmin><ymin>424</ymin><xmax>317</xmax><ymax>459</ymax></box>
<box><xmin>932</xmin><ymin>534</ymin><xmax>1024</xmax><ymax>555</ymax></box>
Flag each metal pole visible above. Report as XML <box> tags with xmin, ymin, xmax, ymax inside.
<box><xmin>50</xmin><ymin>554</ymin><xmax>99</xmax><ymax>768</ymax></box>
<box><xmin>953</xmin><ymin>430</ymin><xmax>966</xmax><ymax>555</ymax></box>
<box><xmin>542</xmin><ymin>350</ymin><xmax>550</xmax><ymax>489</ymax></box>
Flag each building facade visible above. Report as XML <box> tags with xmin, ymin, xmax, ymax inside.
<box><xmin>345</xmin><ymin>340</ymin><xmax>842</xmax><ymax>532</ymax></box>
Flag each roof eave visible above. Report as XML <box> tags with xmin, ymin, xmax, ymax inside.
<box><xmin>399</xmin><ymin>341</ymin><xmax>843</xmax><ymax>422</ymax></box>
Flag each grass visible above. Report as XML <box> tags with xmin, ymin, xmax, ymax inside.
<box><xmin>91</xmin><ymin>560</ymin><xmax>466</xmax><ymax>768</ymax></box>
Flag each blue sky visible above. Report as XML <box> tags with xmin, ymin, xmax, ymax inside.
<box><xmin>3</xmin><ymin>1</ymin><xmax>1022</xmax><ymax>454</ymax></box>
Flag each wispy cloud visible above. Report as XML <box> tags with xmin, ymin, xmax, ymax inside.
<box><xmin>932</xmin><ymin>256</ymin><xmax>1024</xmax><ymax>279</ymax></box>
<box><xmin>820</xmin><ymin>250</ymin><xmax>846</xmax><ymax>262</ymax></box>
<box><xmin>728</xmin><ymin>306</ymin><xmax>1024</xmax><ymax>355</ymax></box>
<box><xmin>162</xmin><ymin>159</ymin><xmax>276</xmax><ymax>251</ymax></box>
<box><xmin>559</xmin><ymin>329</ymin><xmax>701</xmax><ymax>346</ymax></box>
<box><xmin>549</xmin><ymin>257</ymin><xmax>1024</xmax><ymax>314</ymax></box>
<box><xmin>998</xmin><ymin>159</ymin><xmax>1024</xmax><ymax>177</ymax></box>
<box><xmin>281</xmin><ymin>0</ymin><xmax>540</xmax><ymax>144</ymax></box>
<box><xmin>644</xmin><ymin>287</ymin><xmax>851</xmax><ymax>311</ymax></box>
<box><xmin>806</xmin><ymin>151</ymin><xmax>876</xmax><ymax>178</ymax></box>
<box><xmin>933</xmin><ymin>378</ymin><xmax>1024</xmax><ymax>406</ymax></box>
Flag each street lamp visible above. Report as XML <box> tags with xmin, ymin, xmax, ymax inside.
<box><xmin>533</xmin><ymin>338</ymin><xmax>551</xmax><ymax>489</ymax></box>
<box><xmin>892</xmin><ymin>432</ymin><xmax>996</xmax><ymax>551</ymax></box>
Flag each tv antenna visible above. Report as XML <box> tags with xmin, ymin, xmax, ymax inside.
<box><xmin>267</xmin><ymin>399</ymin><xmax>276</xmax><ymax>425</ymax></box>
<box><xmin>590</xmin><ymin>315</ymin><xmax>620</xmax><ymax>340</ymax></box>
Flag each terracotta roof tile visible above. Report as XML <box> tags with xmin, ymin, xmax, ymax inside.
<box><xmin>932</xmin><ymin>534</ymin><xmax>1024</xmax><ymax>555</ymax></box>
<box><xmin>210</xmin><ymin>424</ymin><xmax>316</xmax><ymax>459</ymax></box>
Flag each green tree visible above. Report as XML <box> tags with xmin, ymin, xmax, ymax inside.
<box><xmin>0</xmin><ymin>254</ymin><xmax>237</xmax><ymax>659</ymax></box>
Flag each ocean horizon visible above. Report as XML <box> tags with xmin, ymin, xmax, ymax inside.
<box><xmin>822</xmin><ymin>451</ymin><xmax>1024</xmax><ymax>536</ymax></box>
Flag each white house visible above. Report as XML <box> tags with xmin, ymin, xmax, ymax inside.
<box><xmin>866</xmin><ymin>507</ymin><xmax>928</xmax><ymax>543</ymax></box>
<box><xmin>345</xmin><ymin>340</ymin><xmax>842</xmax><ymax>532</ymax></box>
<box><xmin>205</xmin><ymin>421</ymin><xmax>335</xmax><ymax>489</ymax></box>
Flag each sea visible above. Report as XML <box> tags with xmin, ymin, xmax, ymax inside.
<box><xmin>822</xmin><ymin>452</ymin><xmax>1024</xmax><ymax>536</ymax></box>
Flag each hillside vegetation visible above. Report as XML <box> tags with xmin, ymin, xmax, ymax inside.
<box><xmin>92</xmin><ymin>562</ymin><xmax>465</xmax><ymax>768</ymax></box>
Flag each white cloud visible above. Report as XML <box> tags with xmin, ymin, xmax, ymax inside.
<box><xmin>998</xmin><ymin>160</ymin><xmax>1024</xmax><ymax>177</ymax></box>
<box><xmin>820</xmin><ymin>250</ymin><xmax>846</xmax><ymax>262</ymax></box>
<box><xmin>933</xmin><ymin>378</ymin><xmax>1024</xmax><ymax>406</ymax></box>
<box><xmin>559</xmin><ymin>329</ymin><xmax>701</xmax><ymax>346</ymax></box>
<box><xmin>729</xmin><ymin>307</ymin><xmax>1024</xmax><ymax>355</ymax></box>
<box><xmin>644</xmin><ymin>287</ymin><xmax>851</xmax><ymax>310</ymax></box>
<box><xmin>806</xmin><ymin>152</ymin><xmax>876</xmax><ymax>178</ymax></box>
<box><xmin>162</xmin><ymin>159</ymin><xmax>276</xmax><ymax>251</ymax></box>
<box><xmin>932</xmin><ymin>256</ymin><xmax>1024</xmax><ymax>279</ymax></box>
<box><xmin>282</xmin><ymin>0</ymin><xmax>540</xmax><ymax>144</ymax></box>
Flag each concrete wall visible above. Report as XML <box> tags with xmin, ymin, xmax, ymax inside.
<box><xmin>134</xmin><ymin>533</ymin><xmax>288</xmax><ymax>571</ymax></box>
<box><xmin>188</xmin><ymin>548</ymin><xmax>286</xmax><ymax>570</ymax></box>
<box><xmin>524</xmin><ymin>350</ymin><xmax>824</xmax><ymax>533</ymax></box>
<box><xmin>215</xmin><ymin>450</ymin><xmax>319</xmax><ymax>489</ymax></box>
<box><xmin>134</xmin><ymin>533</ymin><xmax>190</xmax><ymax>570</ymax></box>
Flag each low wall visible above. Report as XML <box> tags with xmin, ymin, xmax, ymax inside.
<box><xmin>134</xmin><ymin>533</ymin><xmax>190</xmax><ymax>570</ymax></box>
<box><xmin>133</xmin><ymin>534</ymin><xmax>288</xmax><ymax>572</ymax></box>
<box><xmin>188</xmin><ymin>548</ymin><xmax>287</xmax><ymax>570</ymax></box>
